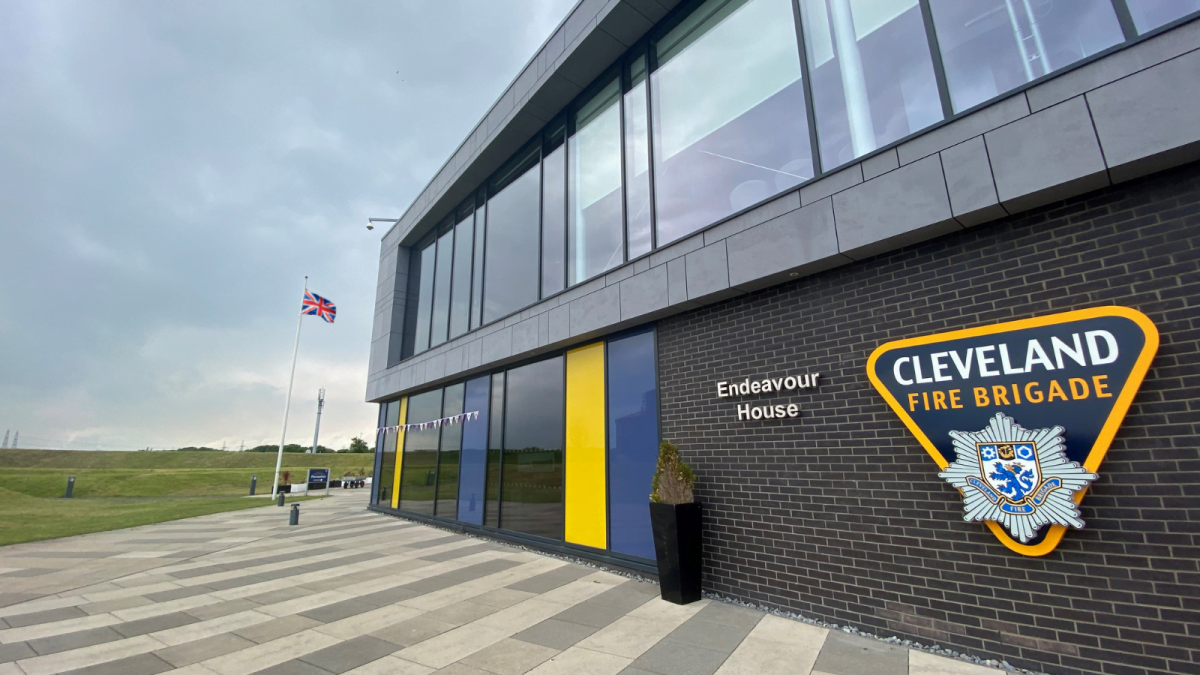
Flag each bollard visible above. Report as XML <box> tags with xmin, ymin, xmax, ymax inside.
<box><xmin>249</xmin><ymin>474</ymin><xmax>257</xmax><ymax>496</ymax></box>
<box><xmin>277</xmin><ymin>493</ymin><xmax>285</xmax><ymax>507</ymax></box>
<box><xmin>289</xmin><ymin>504</ymin><xmax>299</xmax><ymax>526</ymax></box>
<box><xmin>64</xmin><ymin>476</ymin><xmax>75</xmax><ymax>499</ymax></box>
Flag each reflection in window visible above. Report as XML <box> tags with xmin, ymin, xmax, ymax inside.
<box><xmin>485</xmin><ymin>372</ymin><xmax>505</xmax><ymax>528</ymax></box>
<box><xmin>430</xmin><ymin>224</ymin><xmax>454</xmax><ymax>347</ymax></box>
<box><xmin>502</xmin><ymin>357</ymin><xmax>565</xmax><ymax>540</ymax></box>
<box><xmin>471</xmin><ymin>192</ymin><xmax>486</xmax><ymax>330</ymax></box>
<box><xmin>930</xmin><ymin>0</ymin><xmax>1124</xmax><ymax>113</ymax></box>
<box><xmin>1127</xmin><ymin>0</ymin><xmax>1200</xmax><ymax>33</ymax></box>
<box><xmin>484</xmin><ymin>147</ymin><xmax>541</xmax><ymax>324</ymax></box>
<box><xmin>801</xmin><ymin>0</ymin><xmax>942</xmax><ymax>169</ymax></box>
<box><xmin>458</xmin><ymin>377</ymin><xmax>490</xmax><ymax>526</ymax></box>
<box><xmin>449</xmin><ymin>208</ymin><xmax>474</xmax><ymax>339</ymax></box>
<box><xmin>400</xmin><ymin>389</ymin><xmax>442</xmax><ymax>516</ymax></box>
<box><xmin>435</xmin><ymin>383</ymin><xmax>464</xmax><ymax>518</ymax></box>
<box><xmin>412</xmin><ymin>242</ymin><xmax>435</xmax><ymax>355</ymax></box>
<box><xmin>542</xmin><ymin>127</ymin><xmax>567</xmax><ymax>297</ymax></box>
<box><xmin>570</xmin><ymin>79</ymin><xmax>624</xmax><ymax>284</ymax></box>
<box><xmin>607</xmin><ymin>330</ymin><xmax>659</xmax><ymax>559</ymax></box>
<box><xmin>625</xmin><ymin>56</ymin><xmax>653</xmax><ymax>259</ymax></box>
<box><xmin>375</xmin><ymin>402</ymin><xmax>397</xmax><ymax>506</ymax></box>
<box><xmin>653</xmin><ymin>0</ymin><xmax>813</xmax><ymax>246</ymax></box>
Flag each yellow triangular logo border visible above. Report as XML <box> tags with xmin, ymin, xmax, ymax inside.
<box><xmin>866</xmin><ymin>306</ymin><xmax>1159</xmax><ymax>556</ymax></box>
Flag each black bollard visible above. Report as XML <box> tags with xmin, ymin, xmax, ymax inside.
<box><xmin>289</xmin><ymin>504</ymin><xmax>299</xmax><ymax>526</ymax></box>
<box><xmin>277</xmin><ymin>493</ymin><xmax>285</xmax><ymax>507</ymax></box>
<box><xmin>249</xmin><ymin>474</ymin><xmax>257</xmax><ymax>496</ymax></box>
<box><xmin>64</xmin><ymin>476</ymin><xmax>75</xmax><ymax>499</ymax></box>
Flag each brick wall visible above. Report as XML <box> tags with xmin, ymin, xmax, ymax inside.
<box><xmin>656</xmin><ymin>163</ymin><xmax>1200</xmax><ymax>675</ymax></box>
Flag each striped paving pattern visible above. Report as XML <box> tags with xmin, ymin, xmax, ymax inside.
<box><xmin>0</xmin><ymin>492</ymin><xmax>998</xmax><ymax>675</ymax></box>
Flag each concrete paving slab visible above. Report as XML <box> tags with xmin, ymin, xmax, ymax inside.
<box><xmin>512</xmin><ymin>618</ymin><xmax>600</xmax><ymax>651</ymax></box>
<box><xmin>369</xmin><ymin>616</ymin><xmax>457</xmax><ymax>648</ymax></box>
<box><xmin>813</xmin><ymin>631</ymin><xmax>908</xmax><ymax>675</ymax></box>
<box><xmin>298</xmin><ymin>635</ymin><xmax>396</xmax><ymax>674</ymax></box>
<box><xmin>153</xmin><ymin>633</ymin><xmax>255</xmax><ymax>668</ymax></box>
<box><xmin>459</xmin><ymin>638</ymin><xmax>558</xmax><ymax>675</ymax></box>
<box><xmin>59</xmin><ymin>652</ymin><xmax>174</xmax><ymax>675</ymax></box>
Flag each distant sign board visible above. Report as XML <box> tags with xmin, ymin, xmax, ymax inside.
<box><xmin>307</xmin><ymin>469</ymin><xmax>329</xmax><ymax>484</ymax></box>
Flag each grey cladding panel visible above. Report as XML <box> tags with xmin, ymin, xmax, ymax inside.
<box><xmin>897</xmin><ymin>94</ymin><xmax>1029</xmax><ymax>165</ymax></box>
<box><xmin>940</xmin><ymin>136</ymin><xmax>1006</xmax><ymax>227</ymax></box>
<box><xmin>833</xmin><ymin>155</ymin><xmax>959</xmax><ymax>260</ymax></box>
<box><xmin>726</xmin><ymin>198</ymin><xmax>844</xmax><ymax>292</ymax></box>
<box><xmin>684</xmin><ymin>241</ymin><xmax>736</xmax><ymax>302</ymax></box>
<box><xmin>570</xmin><ymin>285</ymin><xmax>621</xmax><ymax>337</ymax></box>
<box><xmin>619</xmin><ymin>265</ymin><xmax>669</xmax><ymax>321</ymax></box>
<box><xmin>1087</xmin><ymin>50</ymin><xmax>1200</xmax><ymax>183</ymax></box>
<box><xmin>985</xmin><ymin>97</ymin><xmax>1109</xmax><ymax>212</ymax></box>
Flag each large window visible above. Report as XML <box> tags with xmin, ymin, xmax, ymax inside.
<box><xmin>929</xmin><ymin>0</ymin><xmax>1124</xmax><ymax>113</ymax></box>
<box><xmin>485</xmin><ymin>372</ymin><xmax>505</xmax><ymax>528</ymax></box>
<box><xmin>374</xmin><ymin>402</ymin><xmax>397</xmax><ymax>506</ymax></box>
<box><xmin>569</xmin><ymin>78</ymin><xmax>625</xmax><ymax>283</ymax></box>
<box><xmin>435</xmin><ymin>383</ymin><xmax>464</xmax><ymax>518</ymax></box>
<box><xmin>1127</xmin><ymin>0</ymin><xmax>1200</xmax><ymax>33</ymax></box>
<box><xmin>484</xmin><ymin>146</ymin><xmax>541</xmax><ymax>324</ymax></box>
<box><xmin>449</xmin><ymin>205</ymin><xmax>474</xmax><ymax>339</ymax></box>
<box><xmin>458</xmin><ymin>376</ymin><xmax>491</xmax><ymax>526</ymax></box>
<box><xmin>430</xmin><ymin>223</ymin><xmax>454</xmax><ymax>348</ymax></box>
<box><xmin>400</xmin><ymin>389</ymin><xmax>442</xmax><ymax>516</ymax></box>
<box><xmin>652</xmin><ymin>0</ymin><xmax>814</xmax><ymax>245</ymax></box>
<box><xmin>625</xmin><ymin>56</ymin><xmax>653</xmax><ymax>259</ymax></box>
<box><xmin>411</xmin><ymin>242</ymin><xmax>435</xmax><ymax>355</ymax></box>
<box><xmin>800</xmin><ymin>0</ymin><xmax>942</xmax><ymax>168</ymax></box>
<box><xmin>542</xmin><ymin>127</ymin><xmax>567</xmax><ymax>297</ymax></box>
<box><xmin>501</xmin><ymin>356</ymin><xmax>565</xmax><ymax>540</ymax></box>
<box><xmin>394</xmin><ymin>0</ymin><xmax>1182</xmax><ymax>356</ymax></box>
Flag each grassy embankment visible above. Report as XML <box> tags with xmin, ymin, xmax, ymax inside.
<box><xmin>0</xmin><ymin>449</ymin><xmax>374</xmax><ymax>546</ymax></box>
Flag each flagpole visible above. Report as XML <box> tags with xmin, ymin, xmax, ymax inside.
<box><xmin>272</xmin><ymin>277</ymin><xmax>307</xmax><ymax>499</ymax></box>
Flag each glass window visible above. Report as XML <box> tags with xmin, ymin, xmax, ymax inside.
<box><xmin>400</xmin><ymin>389</ymin><xmax>442</xmax><ymax>516</ymax></box>
<box><xmin>435</xmin><ymin>383</ymin><xmax>464</xmax><ymax>518</ymax></box>
<box><xmin>430</xmin><ymin>223</ymin><xmax>454</xmax><ymax>347</ymax></box>
<box><xmin>450</xmin><ymin>207</ymin><xmax>474</xmax><ymax>339</ymax></box>
<box><xmin>569</xmin><ymin>78</ymin><xmax>624</xmax><ymax>284</ymax></box>
<box><xmin>371</xmin><ymin>403</ymin><xmax>387</xmax><ymax>506</ymax></box>
<box><xmin>484</xmin><ymin>146</ymin><xmax>541</xmax><ymax>325</ymax></box>
<box><xmin>929</xmin><ymin>0</ymin><xmax>1124</xmax><ymax>113</ymax></box>
<box><xmin>607</xmin><ymin>330</ymin><xmax>659</xmax><ymax>559</ymax></box>
<box><xmin>412</xmin><ymin>242</ymin><xmax>435</xmax><ymax>355</ymax></box>
<box><xmin>458</xmin><ymin>376</ymin><xmax>490</xmax><ymax>526</ymax></box>
<box><xmin>652</xmin><ymin>0</ymin><xmax>814</xmax><ymax>246</ymax></box>
<box><xmin>485</xmin><ymin>372</ymin><xmax>505</xmax><ymax>528</ymax></box>
<box><xmin>625</xmin><ymin>56</ymin><xmax>653</xmax><ymax>259</ymax></box>
<box><xmin>472</xmin><ymin>191</ymin><xmax>486</xmax><ymax>330</ymax></box>
<box><xmin>800</xmin><ymin>0</ymin><xmax>942</xmax><ymax>169</ymax></box>
<box><xmin>1127</xmin><ymin>0</ymin><xmax>1200</xmax><ymax>33</ymax></box>
<box><xmin>542</xmin><ymin>127</ymin><xmax>567</xmax><ymax>298</ymax></box>
<box><xmin>376</xmin><ymin>401</ymin><xmax>400</xmax><ymax>507</ymax></box>
<box><xmin>502</xmin><ymin>356</ymin><xmax>565</xmax><ymax>539</ymax></box>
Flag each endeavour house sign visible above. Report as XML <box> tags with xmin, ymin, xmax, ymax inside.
<box><xmin>867</xmin><ymin>307</ymin><xmax>1158</xmax><ymax>556</ymax></box>
<box><xmin>716</xmin><ymin>373</ymin><xmax>820</xmax><ymax>421</ymax></box>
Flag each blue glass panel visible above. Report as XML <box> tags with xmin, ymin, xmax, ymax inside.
<box><xmin>458</xmin><ymin>377</ymin><xmax>491</xmax><ymax>526</ymax></box>
<box><xmin>607</xmin><ymin>329</ymin><xmax>658</xmax><ymax>559</ymax></box>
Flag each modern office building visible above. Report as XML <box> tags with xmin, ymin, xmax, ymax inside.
<box><xmin>367</xmin><ymin>2</ymin><xmax>1200</xmax><ymax>674</ymax></box>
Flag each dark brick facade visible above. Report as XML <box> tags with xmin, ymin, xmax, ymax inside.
<box><xmin>657</xmin><ymin>163</ymin><xmax>1200</xmax><ymax>675</ymax></box>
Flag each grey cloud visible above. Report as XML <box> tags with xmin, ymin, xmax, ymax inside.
<box><xmin>0</xmin><ymin>0</ymin><xmax>575</xmax><ymax>450</ymax></box>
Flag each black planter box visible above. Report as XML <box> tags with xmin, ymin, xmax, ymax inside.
<box><xmin>277</xmin><ymin>484</ymin><xmax>291</xmax><ymax>494</ymax></box>
<box><xmin>650</xmin><ymin>501</ymin><xmax>702</xmax><ymax>604</ymax></box>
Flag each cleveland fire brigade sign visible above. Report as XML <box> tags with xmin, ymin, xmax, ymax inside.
<box><xmin>867</xmin><ymin>307</ymin><xmax>1158</xmax><ymax>556</ymax></box>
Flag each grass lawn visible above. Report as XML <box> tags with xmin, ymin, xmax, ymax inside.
<box><xmin>0</xmin><ymin>487</ymin><xmax>320</xmax><ymax>547</ymax></box>
<box><xmin>0</xmin><ymin>449</ymin><xmax>375</xmax><ymax>500</ymax></box>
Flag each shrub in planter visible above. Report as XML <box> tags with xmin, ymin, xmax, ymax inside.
<box><xmin>649</xmin><ymin>440</ymin><xmax>701</xmax><ymax>604</ymax></box>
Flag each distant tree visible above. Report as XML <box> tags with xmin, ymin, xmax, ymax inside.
<box><xmin>346</xmin><ymin>437</ymin><xmax>370</xmax><ymax>454</ymax></box>
<box><xmin>174</xmin><ymin>446</ymin><xmax>219</xmax><ymax>452</ymax></box>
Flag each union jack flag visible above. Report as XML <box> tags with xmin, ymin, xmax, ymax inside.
<box><xmin>302</xmin><ymin>290</ymin><xmax>336</xmax><ymax>323</ymax></box>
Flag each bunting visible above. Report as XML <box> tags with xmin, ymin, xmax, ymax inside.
<box><xmin>375</xmin><ymin>410</ymin><xmax>481</xmax><ymax>437</ymax></box>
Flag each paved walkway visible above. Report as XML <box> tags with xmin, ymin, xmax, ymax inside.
<box><xmin>0</xmin><ymin>491</ymin><xmax>1000</xmax><ymax>675</ymax></box>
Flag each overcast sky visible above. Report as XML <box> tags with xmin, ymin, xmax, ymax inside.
<box><xmin>0</xmin><ymin>0</ymin><xmax>576</xmax><ymax>451</ymax></box>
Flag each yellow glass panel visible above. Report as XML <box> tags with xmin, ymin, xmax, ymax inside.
<box><xmin>565</xmin><ymin>342</ymin><xmax>606</xmax><ymax>549</ymax></box>
<box><xmin>391</xmin><ymin>396</ymin><xmax>408</xmax><ymax>509</ymax></box>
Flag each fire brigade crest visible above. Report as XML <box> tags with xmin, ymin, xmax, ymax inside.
<box><xmin>940</xmin><ymin>412</ymin><xmax>1097</xmax><ymax>543</ymax></box>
